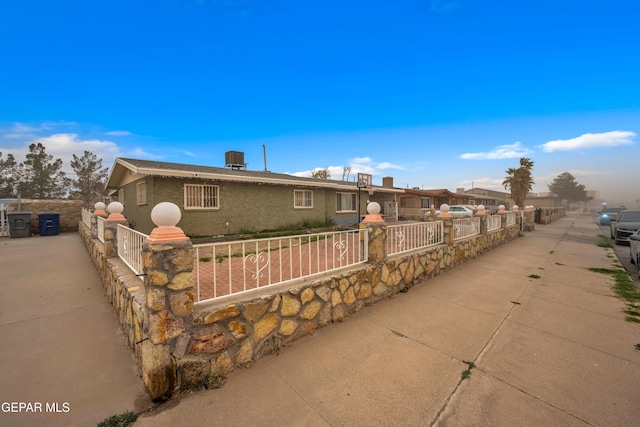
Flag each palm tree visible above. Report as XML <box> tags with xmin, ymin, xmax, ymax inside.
<box><xmin>503</xmin><ymin>157</ymin><xmax>534</xmax><ymax>207</ymax></box>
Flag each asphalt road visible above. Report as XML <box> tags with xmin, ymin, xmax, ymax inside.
<box><xmin>592</xmin><ymin>212</ymin><xmax>640</xmax><ymax>284</ymax></box>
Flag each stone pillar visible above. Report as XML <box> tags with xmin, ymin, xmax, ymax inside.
<box><xmin>511</xmin><ymin>206</ymin><xmax>521</xmax><ymax>230</ymax></box>
<box><xmin>360</xmin><ymin>202</ymin><xmax>387</xmax><ymax>264</ymax></box>
<box><xmin>91</xmin><ymin>201</ymin><xmax>107</xmax><ymax>239</ymax></box>
<box><xmin>104</xmin><ymin>202</ymin><xmax>128</xmax><ymax>258</ymax></box>
<box><xmin>442</xmin><ymin>218</ymin><xmax>454</xmax><ymax>246</ymax></box>
<box><xmin>497</xmin><ymin>204</ymin><xmax>507</xmax><ymax>229</ymax></box>
<box><xmin>476</xmin><ymin>205</ymin><xmax>488</xmax><ymax>235</ymax></box>
<box><xmin>141</xmin><ymin>202</ymin><xmax>193</xmax><ymax>400</ymax></box>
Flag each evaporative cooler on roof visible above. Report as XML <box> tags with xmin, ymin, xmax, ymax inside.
<box><xmin>225</xmin><ymin>151</ymin><xmax>246</xmax><ymax>170</ymax></box>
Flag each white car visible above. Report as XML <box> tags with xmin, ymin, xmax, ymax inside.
<box><xmin>436</xmin><ymin>205</ymin><xmax>474</xmax><ymax>217</ymax></box>
<box><xmin>630</xmin><ymin>229</ymin><xmax>640</xmax><ymax>278</ymax></box>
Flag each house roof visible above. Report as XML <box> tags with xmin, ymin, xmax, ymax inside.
<box><xmin>402</xmin><ymin>188</ymin><xmax>471</xmax><ymax>198</ymax></box>
<box><xmin>463</xmin><ymin>187</ymin><xmax>510</xmax><ymax>198</ymax></box>
<box><xmin>106</xmin><ymin>158</ymin><xmax>404</xmax><ymax>193</ymax></box>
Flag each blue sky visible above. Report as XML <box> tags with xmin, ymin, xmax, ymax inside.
<box><xmin>1</xmin><ymin>0</ymin><xmax>638</xmax><ymax>206</ymax></box>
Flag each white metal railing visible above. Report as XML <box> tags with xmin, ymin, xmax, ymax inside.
<box><xmin>81</xmin><ymin>208</ymin><xmax>92</xmax><ymax>228</ymax></box>
<box><xmin>487</xmin><ymin>214</ymin><xmax>502</xmax><ymax>232</ymax></box>
<box><xmin>97</xmin><ymin>216</ymin><xmax>106</xmax><ymax>243</ymax></box>
<box><xmin>194</xmin><ymin>228</ymin><xmax>368</xmax><ymax>303</ymax></box>
<box><xmin>453</xmin><ymin>217</ymin><xmax>481</xmax><ymax>240</ymax></box>
<box><xmin>506</xmin><ymin>212</ymin><xmax>517</xmax><ymax>227</ymax></box>
<box><xmin>117</xmin><ymin>224</ymin><xmax>148</xmax><ymax>279</ymax></box>
<box><xmin>387</xmin><ymin>221</ymin><xmax>443</xmax><ymax>256</ymax></box>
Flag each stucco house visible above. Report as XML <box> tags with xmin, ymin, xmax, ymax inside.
<box><xmin>106</xmin><ymin>157</ymin><xmax>401</xmax><ymax>236</ymax></box>
<box><xmin>461</xmin><ymin>187</ymin><xmax>510</xmax><ymax>207</ymax></box>
<box><xmin>391</xmin><ymin>182</ymin><xmax>475</xmax><ymax>220</ymax></box>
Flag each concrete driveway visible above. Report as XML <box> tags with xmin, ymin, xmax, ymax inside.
<box><xmin>0</xmin><ymin>233</ymin><xmax>150</xmax><ymax>427</ymax></box>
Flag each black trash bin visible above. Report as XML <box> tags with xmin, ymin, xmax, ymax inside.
<box><xmin>38</xmin><ymin>213</ymin><xmax>60</xmax><ymax>236</ymax></box>
<box><xmin>7</xmin><ymin>212</ymin><xmax>32</xmax><ymax>238</ymax></box>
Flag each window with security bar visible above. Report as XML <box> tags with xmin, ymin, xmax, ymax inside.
<box><xmin>184</xmin><ymin>184</ymin><xmax>219</xmax><ymax>209</ymax></box>
<box><xmin>336</xmin><ymin>192</ymin><xmax>357</xmax><ymax>212</ymax></box>
<box><xmin>294</xmin><ymin>189</ymin><xmax>313</xmax><ymax>208</ymax></box>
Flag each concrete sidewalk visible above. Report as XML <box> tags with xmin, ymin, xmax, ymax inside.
<box><xmin>0</xmin><ymin>233</ymin><xmax>150</xmax><ymax>427</ymax></box>
<box><xmin>136</xmin><ymin>213</ymin><xmax>640</xmax><ymax>426</ymax></box>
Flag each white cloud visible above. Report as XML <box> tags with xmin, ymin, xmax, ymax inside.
<box><xmin>0</xmin><ymin>133</ymin><xmax>122</xmax><ymax>175</ymax></box>
<box><xmin>288</xmin><ymin>156</ymin><xmax>403</xmax><ymax>181</ymax></box>
<box><xmin>105</xmin><ymin>130</ymin><xmax>133</xmax><ymax>136</ymax></box>
<box><xmin>2</xmin><ymin>121</ymin><xmax>79</xmax><ymax>142</ymax></box>
<box><xmin>460</xmin><ymin>142</ymin><xmax>533</xmax><ymax>160</ymax></box>
<box><xmin>377</xmin><ymin>162</ymin><xmax>404</xmax><ymax>170</ymax></box>
<box><xmin>126</xmin><ymin>147</ymin><xmax>163</xmax><ymax>160</ymax></box>
<box><xmin>540</xmin><ymin>130</ymin><xmax>635</xmax><ymax>152</ymax></box>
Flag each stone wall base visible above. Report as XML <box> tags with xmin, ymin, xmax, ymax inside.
<box><xmin>80</xmin><ymin>220</ymin><xmax>521</xmax><ymax>398</ymax></box>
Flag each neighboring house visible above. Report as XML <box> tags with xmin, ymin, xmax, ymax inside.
<box><xmin>106</xmin><ymin>158</ymin><xmax>402</xmax><ymax>236</ymax></box>
<box><xmin>386</xmin><ymin>181</ymin><xmax>476</xmax><ymax>220</ymax></box>
<box><xmin>460</xmin><ymin>187</ymin><xmax>510</xmax><ymax>207</ymax></box>
<box><xmin>522</xmin><ymin>195</ymin><xmax>564</xmax><ymax>209</ymax></box>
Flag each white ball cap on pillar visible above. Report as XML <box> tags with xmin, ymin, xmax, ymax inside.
<box><xmin>94</xmin><ymin>201</ymin><xmax>106</xmax><ymax>215</ymax></box>
<box><xmin>146</xmin><ymin>202</ymin><xmax>190</xmax><ymax>243</ymax></box>
<box><xmin>151</xmin><ymin>202</ymin><xmax>182</xmax><ymax>228</ymax></box>
<box><xmin>362</xmin><ymin>201</ymin><xmax>384</xmax><ymax>223</ymax></box>
<box><xmin>106</xmin><ymin>201</ymin><xmax>126</xmax><ymax>221</ymax></box>
<box><xmin>437</xmin><ymin>203</ymin><xmax>452</xmax><ymax>218</ymax></box>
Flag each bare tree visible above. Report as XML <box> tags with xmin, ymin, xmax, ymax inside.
<box><xmin>341</xmin><ymin>166</ymin><xmax>352</xmax><ymax>181</ymax></box>
<box><xmin>70</xmin><ymin>151</ymin><xmax>109</xmax><ymax>207</ymax></box>
<box><xmin>311</xmin><ymin>167</ymin><xmax>331</xmax><ymax>180</ymax></box>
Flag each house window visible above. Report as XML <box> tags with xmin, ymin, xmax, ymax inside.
<box><xmin>336</xmin><ymin>192</ymin><xmax>357</xmax><ymax>212</ymax></box>
<box><xmin>294</xmin><ymin>189</ymin><xmax>313</xmax><ymax>208</ymax></box>
<box><xmin>184</xmin><ymin>184</ymin><xmax>219</xmax><ymax>209</ymax></box>
<box><xmin>400</xmin><ymin>197</ymin><xmax>413</xmax><ymax>208</ymax></box>
<box><xmin>136</xmin><ymin>181</ymin><xmax>147</xmax><ymax>205</ymax></box>
<box><xmin>420</xmin><ymin>197</ymin><xmax>431</xmax><ymax>209</ymax></box>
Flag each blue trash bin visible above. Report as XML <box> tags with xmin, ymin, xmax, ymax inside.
<box><xmin>38</xmin><ymin>213</ymin><xmax>60</xmax><ymax>236</ymax></box>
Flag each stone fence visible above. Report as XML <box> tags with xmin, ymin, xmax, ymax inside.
<box><xmin>536</xmin><ymin>207</ymin><xmax>566</xmax><ymax>225</ymax></box>
<box><xmin>7</xmin><ymin>199</ymin><xmax>84</xmax><ymax>233</ymax></box>
<box><xmin>79</xmin><ymin>202</ymin><xmax>534</xmax><ymax>400</ymax></box>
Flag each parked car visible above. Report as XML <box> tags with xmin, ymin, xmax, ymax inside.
<box><xmin>610</xmin><ymin>209</ymin><xmax>640</xmax><ymax>244</ymax></box>
<box><xmin>599</xmin><ymin>206</ymin><xmax>626</xmax><ymax>225</ymax></box>
<box><xmin>630</xmin><ymin>229</ymin><xmax>640</xmax><ymax>278</ymax></box>
<box><xmin>434</xmin><ymin>205</ymin><xmax>474</xmax><ymax>218</ymax></box>
<box><xmin>449</xmin><ymin>205</ymin><xmax>474</xmax><ymax>217</ymax></box>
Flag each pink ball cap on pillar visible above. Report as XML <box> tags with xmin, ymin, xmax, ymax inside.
<box><xmin>146</xmin><ymin>202</ymin><xmax>189</xmax><ymax>243</ymax></box>
<box><xmin>475</xmin><ymin>204</ymin><xmax>486</xmax><ymax>216</ymax></box>
<box><xmin>363</xmin><ymin>202</ymin><xmax>384</xmax><ymax>223</ymax></box>
<box><xmin>106</xmin><ymin>201</ymin><xmax>126</xmax><ymax>221</ymax></box>
<box><xmin>497</xmin><ymin>204</ymin><xmax>507</xmax><ymax>214</ymax></box>
<box><xmin>94</xmin><ymin>201</ymin><xmax>106</xmax><ymax>216</ymax></box>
